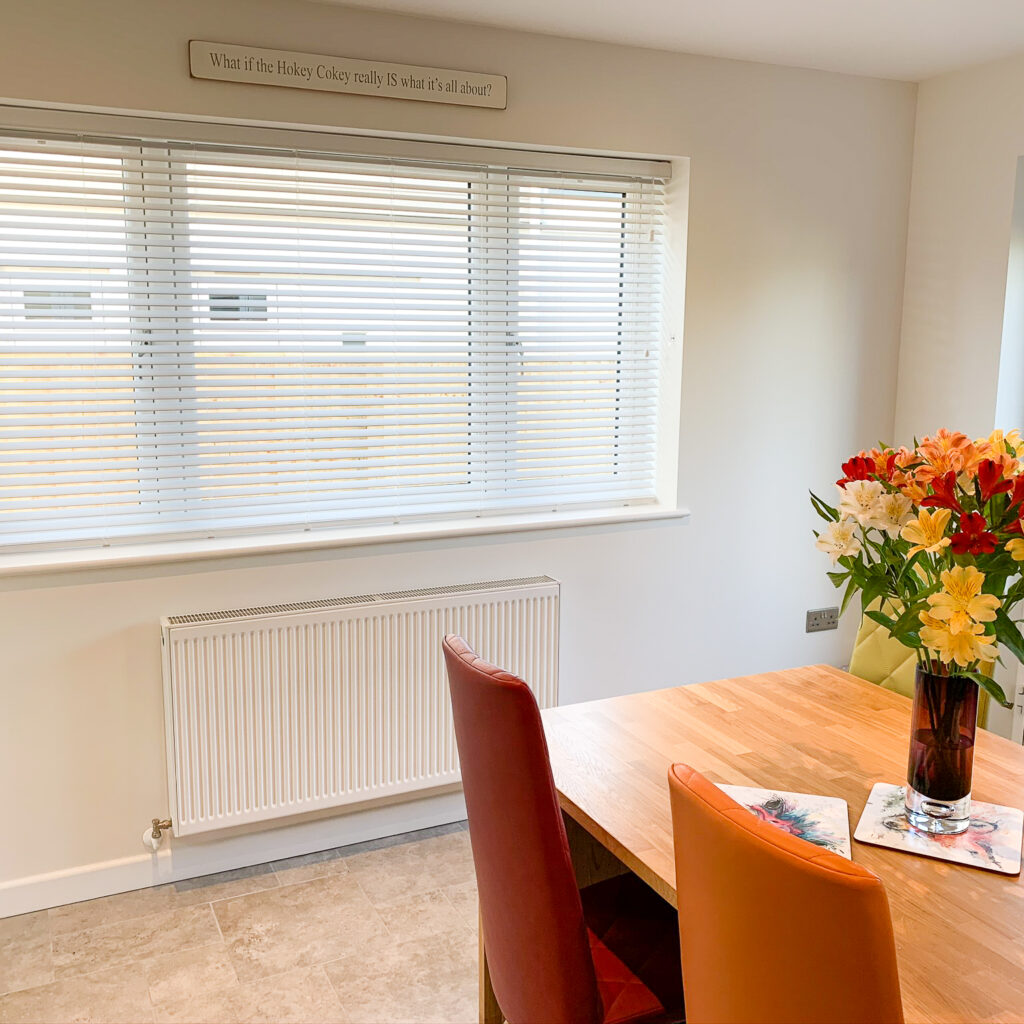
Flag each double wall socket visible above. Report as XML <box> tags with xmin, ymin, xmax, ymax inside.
<box><xmin>806</xmin><ymin>606</ymin><xmax>840</xmax><ymax>633</ymax></box>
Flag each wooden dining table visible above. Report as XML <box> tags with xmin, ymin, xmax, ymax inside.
<box><xmin>479</xmin><ymin>663</ymin><xmax>1024</xmax><ymax>1024</ymax></box>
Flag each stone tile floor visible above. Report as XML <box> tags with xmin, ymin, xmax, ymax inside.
<box><xmin>0</xmin><ymin>823</ymin><xmax>479</xmax><ymax>1023</ymax></box>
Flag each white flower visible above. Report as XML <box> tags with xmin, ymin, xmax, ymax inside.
<box><xmin>870</xmin><ymin>491</ymin><xmax>914</xmax><ymax>538</ymax></box>
<box><xmin>837</xmin><ymin>479</ymin><xmax>884</xmax><ymax>526</ymax></box>
<box><xmin>815</xmin><ymin>518</ymin><xmax>863</xmax><ymax>564</ymax></box>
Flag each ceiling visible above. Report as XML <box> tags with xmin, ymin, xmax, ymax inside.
<box><xmin>327</xmin><ymin>0</ymin><xmax>1024</xmax><ymax>81</ymax></box>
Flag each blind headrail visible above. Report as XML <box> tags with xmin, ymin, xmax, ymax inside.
<box><xmin>0</xmin><ymin>103</ymin><xmax>673</xmax><ymax>182</ymax></box>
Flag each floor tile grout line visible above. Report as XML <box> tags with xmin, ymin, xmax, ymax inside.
<box><xmin>0</xmin><ymin>920</ymin><xmax>58</xmax><ymax>1000</ymax></box>
<box><xmin>310</xmin><ymin>964</ymin><xmax>349</xmax><ymax>1023</ymax></box>
<box><xmin>50</xmin><ymin>902</ymin><xmax>222</xmax><ymax>969</ymax></box>
<box><xmin>347</xmin><ymin>872</ymin><xmax>394</xmax><ymax>937</ymax></box>
<box><xmin>46</xmin><ymin>894</ymin><xmax>217</xmax><ymax>941</ymax></box>
<box><xmin>43</xmin><ymin>874</ymin><xmax>281</xmax><ymax>938</ymax></box>
<box><xmin>321</xmin><ymin>964</ymin><xmax>355</xmax><ymax>1024</ymax></box>
<box><xmin>49</xmin><ymin>883</ymin><xmax>274</xmax><ymax>950</ymax></box>
<box><xmin>0</xmin><ymin>973</ymin><xmax>56</xmax><ymax>1002</ymax></box>
<box><xmin>210</xmin><ymin>900</ymin><xmax>225</xmax><ymax>941</ymax></box>
<box><xmin>46</xmin><ymin>890</ymin><xmax>179</xmax><ymax>936</ymax></box>
<box><xmin>47</xmin><ymin>913</ymin><xmax>55</xmax><ymax>987</ymax></box>
<box><xmin>439</xmin><ymin>886</ymin><xmax>477</xmax><ymax>933</ymax></box>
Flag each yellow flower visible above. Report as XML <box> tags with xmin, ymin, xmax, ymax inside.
<box><xmin>815</xmin><ymin>519</ymin><xmax>862</xmax><ymax>564</ymax></box>
<box><xmin>926</xmin><ymin>566</ymin><xmax>1000</xmax><ymax>635</ymax></box>
<box><xmin>919</xmin><ymin>612</ymin><xmax>999</xmax><ymax>669</ymax></box>
<box><xmin>983</xmin><ymin>429</ymin><xmax>1024</xmax><ymax>457</ymax></box>
<box><xmin>1007</xmin><ymin>539</ymin><xmax>1024</xmax><ymax>562</ymax></box>
<box><xmin>900</xmin><ymin>507</ymin><xmax>952</xmax><ymax>556</ymax></box>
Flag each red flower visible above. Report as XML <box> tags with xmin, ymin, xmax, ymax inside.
<box><xmin>1008</xmin><ymin>476</ymin><xmax>1024</xmax><ymax>513</ymax></box>
<box><xmin>920</xmin><ymin>471</ymin><xmax>964</xmax><ymax>513</ymax></box>
<box><xmin>950</xmin><ymin>512</ymin><xmax>998</xmax><ymax>555</ymax></box>
<box><xmin>876</xmin><ymin>449</ymin><xmax>898</xmax><ymax>481</ymax></box>
<box><xmin>837</xmin><ymin>456</ymin><xmax>874</xmax><ymax>488</ymax></box>
<box><xmin>977</xmin><ymin>459</ymin><xmax>1013</xmax><ymax>502</ymax></box>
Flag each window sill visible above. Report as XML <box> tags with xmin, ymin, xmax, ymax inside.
<box><xmin>0</xmin><ymin>505</ymin><xmax>691</xmax><ymax>579</ymax></box>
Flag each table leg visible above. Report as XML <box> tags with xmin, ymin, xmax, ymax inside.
<box><xmin>479</xmin><ymin>910</ymin><xmax>502</xmax><ymax>1024</ymax></box>
<box><xmin>563</xmin><ymin>811</ymin><xmax>629</xmax><ymax>889</ymax></box>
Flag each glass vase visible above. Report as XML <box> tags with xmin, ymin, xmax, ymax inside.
<box><xmin>905</xmin><ymin>667</ymin><xmax>979</xmax><ymax>835</ymax></box>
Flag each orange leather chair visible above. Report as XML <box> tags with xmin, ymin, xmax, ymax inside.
<box><xmin>667</xmin><ymin>764</ymin><xmax>903</xmax><ymax>1024</ymax></box>
<box><xmin>443</xmin><ymin>635</ymin><xmax>684</xmax><ymax>1024</ymax></box>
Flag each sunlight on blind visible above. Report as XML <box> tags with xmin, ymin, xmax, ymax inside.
<box><xmin>0</xmin><ymin>133</ymin><xmax>667</xmax><ymax>551</ymax></box>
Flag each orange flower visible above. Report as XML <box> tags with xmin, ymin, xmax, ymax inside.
<box><xmin>892</xmin><ymin>445</ymin><xmax>916</xmax><ymax>468</ymax></box>
<box><xmin>889</xmin><ymin>446</ymin><xmax>926</xmax><ymax>500</ymax></box>
<box><xmin>919</xmin><ymin>428</ymin><xmax>972</xmax><ymax>461</ymax></box>
<box><xmin>916</xmin><ymin>429</ymin><xmax>982</xmax><ymax>482</ymax></box>
<box><xmin>897</xmin><ymin>476</ymin><xmax>928</xmax><ymax>502</ymax></box>
<box><xmin>863</xmin><ymin>447</ymin><xmax>887</xmax><ymax>477</ymax></box>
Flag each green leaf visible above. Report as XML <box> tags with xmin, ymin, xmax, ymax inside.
<box><xmin>865</xmin><ymin>608</ymin><xmax>898</xmax><ymax>631</ymax></box>
<box><xmin>826</xmin><ymin>570</ymin><xmax>850</xmax><ymax>590</ymax></box>
<box><xmin>809</xmin><ymin>490</ymin><xmax>839</xmax><ymax>522</ymax></box>
<box><xmin>962</xmin><ymin>670</ymin><xmax>1012</xmax><ymax>709</ymax></box>
<box><xmin>859</xmin><ymin>576</ymin><xmax>888</xmax><ymax>610</ymax></box>
<box><xmin>987</xmin><ymin>571</ymin><xmax>1011</xmax><ymax>599</ymax></box>
<box><xmin>840</xmin><ymin>575</ymin><xmax>859</xmax><ymax>616</ymax></box>
<box><xmin>993</xmin><ymin>607</ymin><xmax>1024</xmax><ymax>665</ymax></box>
<box><xmin>892</xmin><ymin>603</ymin><xmax>926</xmax><ymax>636</ymax></box>
<box><xmin>897</xmin><ymin>551</ymin><xmax>927</xmax><ymax>587</ymax></box>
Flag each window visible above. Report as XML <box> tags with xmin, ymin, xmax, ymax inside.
<box><xmin>207</xmin><ymin>293</ymin><xmax>268</xmax><ymax>320</ymax></box>
<box><xmin>23</xmin><ymin>290</ymin><xmax>93</xmax><ymax>319</ymax></box>
<box><xmin>0</xmin><ymin>131</ymin><xmax>667</xmax><ymax>552</ymax></box>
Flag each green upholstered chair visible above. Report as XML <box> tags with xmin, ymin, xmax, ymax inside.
<box><xmin>849</xmin><ymin>604</ymin><xmax>990</xmax><ymax>726</ymax></box>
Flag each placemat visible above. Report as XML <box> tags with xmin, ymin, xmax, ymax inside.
<box><xmin>854</xmin><ymin>783</ymin><xmax>1023</xmax><ymax>875</ymax></box>
<box><xmin>719</xmin><ymin>784</ymin><xmax>851</xmax><ymax>858</ymax></box>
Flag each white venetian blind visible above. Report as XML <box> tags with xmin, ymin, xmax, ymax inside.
<box><xmin>0</xmin><ymin>130</ymin><xmax>667</xmax><ymax>551</ymax></box>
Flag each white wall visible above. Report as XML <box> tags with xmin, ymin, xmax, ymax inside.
<box><xmin>0</xmin><ymin>0</ymin><xmax>917</xmax><ymax>910</ymax></box>
<box><xmin>896</xmin><ymin>53</ymin><xmax>1024</xmax><ymax>440</ymax></box>
<box><xmin>895</xmin><ymin>54</ymin><xmax>1024</xmax><ymax>737</ymax></box>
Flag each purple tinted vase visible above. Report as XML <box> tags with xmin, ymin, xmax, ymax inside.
<box><xmin>905</xmin><ymin>667</ymin><xmax>978</xmax><ymax>835</ymax></box>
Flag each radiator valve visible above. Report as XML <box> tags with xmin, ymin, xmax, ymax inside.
<box><xmin>142</xmin><ymin>818</ymin><xmax>172</xmax><ymax>852</ymax></box>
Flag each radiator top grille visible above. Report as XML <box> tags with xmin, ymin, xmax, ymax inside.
<box><xmin>164</xmin><ymin>576</ymin><xmax>557</xmax><ymax>626</ymax></box>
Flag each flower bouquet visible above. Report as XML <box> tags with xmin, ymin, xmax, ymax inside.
<box><xmin>811</xmin><ymin>429</ymin><xmax>1024</xmax><ymax>834</ymax></box>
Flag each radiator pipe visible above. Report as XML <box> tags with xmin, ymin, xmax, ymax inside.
<box><xmin>142</xmin><ymin>818</ymin><xmax>172</xmax><ymax>852</ymax></box>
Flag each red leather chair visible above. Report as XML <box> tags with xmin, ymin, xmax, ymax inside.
<box><xmin>443</xmin><ymin>635</ymin><xmax>684</xmax><ymax>1024</ymax></box>
<box><xmin>667</xmin><ymin>763</ymin><xmax>904</xmax><ymax>1024</ymax></box>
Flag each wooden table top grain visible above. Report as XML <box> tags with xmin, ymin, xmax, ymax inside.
<box><xmin>540</xmin><ymin>664</ymin><xmax>1024</xmax><ymax>1024</ymax></box>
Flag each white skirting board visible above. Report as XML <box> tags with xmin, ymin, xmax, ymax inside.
<box><xmin>0</xmin><ymin>789</ymin><xmax>467</xmax><ymax>920</ymax></box>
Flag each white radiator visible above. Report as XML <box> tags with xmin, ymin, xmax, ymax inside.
<box><xmin>160</xmin><ymin>576</ymin><xmax>559</xmax><ymax>837</ymax></box>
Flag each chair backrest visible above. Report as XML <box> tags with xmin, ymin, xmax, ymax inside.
<box><xmin>849</xmin><ymin>601</ymin><xmax>919</xmax><ymax>698</ymax></box>
<box><xmin>850</xmin><ymin>601</ymin><xmax>991</xmax><ymax>723</ymax></box>
<box><xmin>442</xmin><ymin>635</ymin><xmax>602</xmax><ymax>1024</ymax></box>
<box><xmin>667</xmin><ymin>764</ymin><xmax>904</xmax><ymax>1024</ymax></box>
